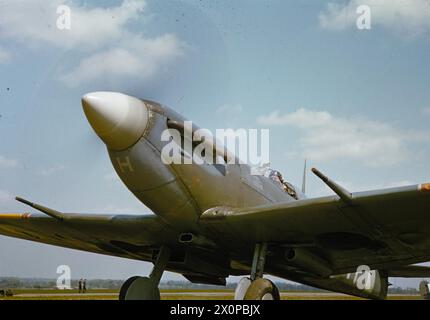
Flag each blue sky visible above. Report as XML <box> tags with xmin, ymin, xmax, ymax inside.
<box><xmin>0</xmin><ymin>0</ymin><xmax>430</xmax><ymax>287</ymax></box>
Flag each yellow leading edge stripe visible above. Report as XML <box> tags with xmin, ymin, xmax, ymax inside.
<box><xmin>420</xmin><ymin>183</ymin><xmax>430</xmax><ymax>192</ymax></box>
<box><xmin>0</xmin><ymin>213</ymin><xmax>31</xmax><ymax>219</ymax></box>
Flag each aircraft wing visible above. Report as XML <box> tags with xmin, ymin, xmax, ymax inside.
<box><xmin>0</xmin><ymin>212</ymin><xmax>176</xmax><ymax>261</ymax></box>
<box><xmin>200</xmin><ymin>183</ymin><xmax>430</xmax><ymax>275</ymax></box>
<box><xmin>387</xmin><ymin>265</ymin><xmax>430</xmax><ymax>278</ymax></box>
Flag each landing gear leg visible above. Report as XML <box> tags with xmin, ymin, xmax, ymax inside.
<box><xmin>119</xmin><ymin>246</ymin><xmax>171</xmax><ymax>300</ymax></box>
<box><xmin>236</xmin><ymin>243</ymin><xmax>280</xmax><ymax>300</ymax></box>
<box><xmin>250</xmin><ymin>243</ymin><xmax>268</xmax><ymax>281</ymax></box>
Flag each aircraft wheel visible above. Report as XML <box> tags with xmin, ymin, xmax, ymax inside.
<box><xmin>234</xmin><ymin>277</ymin><xmax>252</xmax><ymax>300</ymax></box>
<box><xmin>119</xmin><ymin>276</ymin><xmax>160</xmax><ymax>300</ymax></box>
<box><xmin>244</xmin><ymin>278</ymin><xmax>280</xmax><ymax>300</ymax></box>
<box><xmin>419</xmin><ymin>281</ymin><xmax>430</xmax><ymax>300</ymax></box>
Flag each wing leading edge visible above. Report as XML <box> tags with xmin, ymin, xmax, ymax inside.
<box><xmin>200</xmin><ymin>183</ymin><xmax>430</xmax><ymax>274</ymax></box>
<box><xmin>0</xmin><ymin>212</ymin><xmax>176</xmax><ymax>261</ymax></box>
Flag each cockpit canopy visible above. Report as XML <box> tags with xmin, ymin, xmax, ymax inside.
<box><xmin>264</xmin><ymin>168</ymin><xmax>298</xmax><ymax>200</ymax></box>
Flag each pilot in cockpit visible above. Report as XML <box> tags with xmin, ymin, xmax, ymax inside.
<box><xmin>267</xmin><ymin>169</ymin><xmax>284</xmax><ymax>189</ymax></box>
<box><xmin>266</xmin><ymin>169</ymin><xmax>299</xmax><ymax>200</ymax></box>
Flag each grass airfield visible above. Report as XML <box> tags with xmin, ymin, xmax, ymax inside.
<box><xmin>0</xmin><ymin>289</ymin><xmax>422</xmax><ymax>300</ymax></box>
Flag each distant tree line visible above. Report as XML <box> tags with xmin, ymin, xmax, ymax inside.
<box><xmin>0</xmin><ymin>277</ymin><xmax>419</xmax><ymax>294</ymax></box>
<box><xmin>0</xmin><ymin>278</ymin><xmax>123</xmax><ymax>290</ymax></box>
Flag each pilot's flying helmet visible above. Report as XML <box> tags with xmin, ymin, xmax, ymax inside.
<box><xmin>265</xmin><ymin>168</ymin><xmax>283</xmax><ymax>183</ymax></box>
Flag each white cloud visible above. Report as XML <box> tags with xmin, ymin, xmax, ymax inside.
<box><xmin>0</xmin><ymin>0</ymin><xmax>186</xmax><ymax>86</ymax></box>
<box><xmin>0</xmin><ymin>0</ymin><xmax>145</xmax><ymax>49</ymax></box>
<box><xmin>258</xmin><ymin>108</ymin><xmax>429</xmax><ymax>167</ymax></box>
<box><xmin>60</xmin><ymin>34</ymin><xmax>185</xmax><ymax>86</ymax></box>
<box><xmin>0</xmin><ymin>47</ymin><xmax>11</xmax><ymax>64</ymax></box>
<box><xmin>319</xmin><ymin>0</ymin><xmax>430</xmax><ymax>36</ymax></box>
<box><xmin>0</xmin><ymin>155</ymin><xmax>18</xmax><ymax>169</ymax></box>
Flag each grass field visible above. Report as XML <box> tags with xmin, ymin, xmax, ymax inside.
<box><xmin>0</xmin><ymin>289</ymin><xmax>422</xmax><ymax>300</ymax></box>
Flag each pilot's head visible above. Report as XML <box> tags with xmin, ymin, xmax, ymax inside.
<box><xmin>268</xmin><ymin>169</ymin><xmax>283</xmax><ymax>184</ymax></box>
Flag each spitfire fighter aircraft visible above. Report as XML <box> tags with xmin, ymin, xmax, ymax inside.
<box><xmin>1</xmin><ymin>91</ymin><xmax>430</xmax><ymax>300</ymax></box>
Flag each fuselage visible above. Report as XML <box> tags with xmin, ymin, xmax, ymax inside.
<box><xmin>107</xmin><ymin>99</ymin><xmax>295</xmax><ymax>231</ymax></box>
